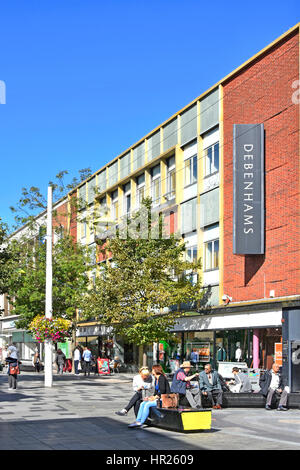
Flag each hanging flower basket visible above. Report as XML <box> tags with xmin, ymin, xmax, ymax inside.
<box><xmin>28</xmin><ymin>315</ymin><xmax>73</xmax><ymax>344</ymax></box>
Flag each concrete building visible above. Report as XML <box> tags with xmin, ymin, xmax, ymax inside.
<box><xmin>1</xmin><ymin>24</ymin><xmax>299</xmax><ymax>386</ymax></box>
<box><xmin>74</xmin><ymin>23</ymin><xmax>300</xmax><ymax>386</ymax></box>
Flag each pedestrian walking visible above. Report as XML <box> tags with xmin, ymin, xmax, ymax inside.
<box><xmin>6</xmin><ymin>355</ymin><xmax>19</xmax><ymax>390</ymax></box>
<box><xmin>32</xmin><ymin>352</ymin><xmax>41</xmax><ymax>373</ymax></box>
<box><xmin>82</xmin><ymin>346</ymin><xmax>92</xmax><ymax>376</ymax></box>
<box><xmin>7</xmin><ymin>343</ymin><xmax>19</xmax><ymax>360</ymax></box>
<box><xmin>73</xmin><ymin>346</ymin><xmax>81</xmax><ymax>375</ymax></box>
<box><xmin>56</xmin><ymin>349</ymin><xmax>66</xmax><ymax>375</ymax></box>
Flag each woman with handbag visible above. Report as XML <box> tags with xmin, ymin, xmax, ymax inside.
<box><xmin>128</xmin><ymin>364</ymin><xmax>171</xmax><ymax>428</ymax></box>
<box><xmin>6</xmin><ymin>355</ymin><xmax>19</xmax><ymax>390</ymax></box>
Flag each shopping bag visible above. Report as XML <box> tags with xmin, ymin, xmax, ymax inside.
<box><xmin>160</xmin><ymin>393</ymin><xmax>179</xmax><ymax>408</ymax></box>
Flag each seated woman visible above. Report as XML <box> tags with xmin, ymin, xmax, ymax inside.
<box><xmin>128</xmin><ymin>364</ymin><xmax>170</xmax><ymax>428</ymax></box>
<box><xmin>116</xmin><ymin>367</ymin><xmax>153</xmax><ymax>417</ymax></box>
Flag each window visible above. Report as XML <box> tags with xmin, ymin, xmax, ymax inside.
<box><xmin>181</xmin><ymin>198</ymin><xmax>197</xmax><ymax>234</ymax></box>
<box><xmin>136</xmin><ymin>173</ymin><xmax>145</xmax><ymax>208</ymax></box>
<box><xmin>204</xmin><ymin>239</ymin><xmax>219</xmax><ymax>271</ymax></box>
<box><xmin>123</xmin><ymin>182</ymin><xmax>131</xmax><ymax>215</ymax></box>
<box><xmin>81</xmin><ymin>220</ymin><xmax>87</xmax><ymax>239</ymax></box>
<box><xmin>204</xmin><ymin>142</ymin><xmax>219</xmax><ymax>177</ymax></box>
<box><xmin>186</xmin><ymin>246</ymin><xmax>197</xmax><ymax>263</ymax></box>
<box><xmin>111</xmin><ymin>190</ymin><xmax>118</xmax><ymax>221</ymax></box>
<box><xmin>167</xmin><ymin>156</ymin><xmax>176</xmax><ymax>199</ymax></box>
<box><xmin>185</xmin><ymin>246</ymin><xmax>198</xmax><ymax>285</ymax></box>
<box><xmin>151</xmin><ymin>165</ymin><xmax>161</xmax><ymax>206</ymax></box>
<box><xmin>184</xmin><ymin>155</ymin><xmax>197</xmax><ymax>186</ymax></box>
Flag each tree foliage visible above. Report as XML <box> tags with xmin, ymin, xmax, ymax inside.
<box><xmin>5</xmin><ymin>232</ymin><xmax>92</xmax><ymax>330</ymax></box>
<box><xmin>79</xmin><ymin>199</ymin><xmax>204</xmax><ymax>345</ymax></box>
<box><xmin>9</xmin><ymin>167</ymin><xmax>93</xmax><ymax>230</ymax></box>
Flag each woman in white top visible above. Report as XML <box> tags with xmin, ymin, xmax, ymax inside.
<box><xmin>115</xmin><ymin>367</ymin><xmax>154</xmax><ymax>417</ymax></box>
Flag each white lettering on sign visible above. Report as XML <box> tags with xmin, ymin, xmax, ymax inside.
<box><xmin>243</xmin><ymin>144</ymin><xmax>254</xmax><ymax>234</ymax></box>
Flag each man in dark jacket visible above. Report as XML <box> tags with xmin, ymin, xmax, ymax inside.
<box><xmin>259</xmin><ymin>363</ymin><xmax>288</xmax><ymax>411</ymax></box>
<box><xmin>199</xmin><ymin>364</ymin><xmax>223</xmax><ymax>409</ymax></box>
<box><xmin>171</xmin><ymin>361</ymin><xmax>201</xmax><ymax>408</ymax></box>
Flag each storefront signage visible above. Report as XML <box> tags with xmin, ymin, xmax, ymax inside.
<box><xmin>233</xmin><ymin>123</ymin><xmax>264</xmax><ymax>254</ymax></box>
<box><xmin>76</xmin><ymin>325</ymin><xmax>112</xmax><ymax>337</ymax></box>
<box><xmin>275</xmin><ymin>342</ymin><xmax>282</xmax><ymax>366</ymax></box>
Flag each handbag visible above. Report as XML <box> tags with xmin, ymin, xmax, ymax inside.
<box><xmin>10</xmin><ymin>365</ymin><xmax>20</xmax><ymax>375</ymax></box>
<box><xmin>160</xmin><ymin>393</ymin><xmax>179</xmax><ymax>408</ymax></box>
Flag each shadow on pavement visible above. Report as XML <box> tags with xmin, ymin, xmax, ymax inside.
<box><xmin>0</xmin><ymin>415</ymin><xmax>214</xmax><ymax>450</ymax></box>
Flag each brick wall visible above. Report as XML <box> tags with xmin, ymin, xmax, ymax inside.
<box><xmin>222</xmin><ymin>30</ymin><xmax>299</xmax><ymax>301</ymax></box>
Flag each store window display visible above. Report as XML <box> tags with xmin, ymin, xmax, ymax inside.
<box><xmin>184</xmin><ymin>331</ymin><xmax>214</xmax><ymax>370</ymax></box>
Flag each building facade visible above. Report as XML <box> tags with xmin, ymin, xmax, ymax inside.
<box><xmin>74</xmin><ymin>24</ymin><xmax>300</xmax><ymax>382</ymax></box>
<box><xmin>1</xmin><ymin>24</ymin><xmax>299</xmax><ymax>384</ymax></box>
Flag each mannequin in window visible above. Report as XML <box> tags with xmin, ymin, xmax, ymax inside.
<box><xmin>235</xmin><ymin>343</ymin><xmax>242</xmax><ymax>362</ymax></box>
<box><xmin>217</xmin><ymin>345</ymin><xmax>226</xmax><ymax>362</ymax></box>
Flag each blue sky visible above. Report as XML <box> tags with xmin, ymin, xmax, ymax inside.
<box><xmin>0</xmin><ymin>0</ymin><xmax>298</xmax><ymax>229</ymax></box>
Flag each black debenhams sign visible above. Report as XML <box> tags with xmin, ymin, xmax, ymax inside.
<box><xmin>233</xmin><ymin>124</ymin><xmax>264</xmax><ymax>255</ymax></box>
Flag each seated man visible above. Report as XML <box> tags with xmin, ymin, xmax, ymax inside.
<box><xmin>229</xmin><ymin>367</ymin><xmax>252</xmax><ymax>393</ymax></box>
<box><xmin>259</xmin><ymin>363</ymin><xmax>288</xmax><ymax>411</ymax></box>
<box><xmin>115</xmin><ymin>367</ymin><xmax>153</xmax><ymax>417</ymax></box>
<box><xmin>171</xmin><ymin>361</ymin><xmax>202</xmax><ymax>409</ymax></box>
<box><xmin>199</xmin><ymin>364</ymin><xmax>223</xmax><ymax>409</ymax></box>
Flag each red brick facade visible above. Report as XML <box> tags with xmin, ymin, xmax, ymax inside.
<box><xmin>222</xmin><ymin>30</ymin><xmax>299</xmax><ymax>301</ymax></box>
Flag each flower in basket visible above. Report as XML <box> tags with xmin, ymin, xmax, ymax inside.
<box><xmin>28</xmin><ymin>315</ymin><xmax>73</xmax><ymax>343</ymax></box>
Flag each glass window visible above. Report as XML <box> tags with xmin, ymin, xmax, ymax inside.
<box><xmin>185</xmin><ymin>246</ymin><xmax>198</xmax><ymax>285</ymax></box>
<box><xmin>184</xmin><ymin>155</ymin><xmax>197</xmax><ymax>186</ymax></box>
<box><xmin>136</xmin><ymin>173</ymin><xmax>145</xmax><ymax>208</ymax></box>
<box><xmin>137</xmin><ymin>185</ymin><xmax>145</xmax><ymax>208</ymax></box>
<box><xmin>181</xmin><ymin>198</ymin><xmax>197</xmax><ymax>234</ymax></box>
<box><xmin>151</xmin><ymin>165</ymin><xmax>161</xmax><ymax>206</ymax></box>
<box><xmin>111</xmin><ymin>191</ymin><xmax>118</xmax><ymax>220</ymax></box>
<box><xmin>152</xmin><ymin>177</ymin><xmax>161</xmax><ymax>206</ymax></box>
<box><xmin>186</xmin><ymin>246</ymin><xmax>197</xmax><ymax>263</ymax></box>
<box><xmin>184</xmin><ymin>331</ymin><xmax>214</xmax><ymax>370</ymax></box>
<box><xmin>204</xmin><ymin>142</ymin><xmax>219</xmax><ymax>176</ymax></box>
<box><xmin>204</xmin><ymin>239</ymin><xmax>219</xmax><ymax>271</ymax></box>
<box><xmin>168</xmin><ymin>169</ymin><xmax>176</xmax><ymax>198</ymax></box>
<box><xmin>125</xmin><ymin>193</ymin><xmax>131</xmax><ymax>214</ymax></box>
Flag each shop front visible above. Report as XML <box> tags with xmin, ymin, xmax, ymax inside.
<box><xmin>159</xmin><ymin>306</ymin><xmax>283</xmax><ymax>376</ymax></box>
<box><xmin>76</xmin><ymin>324</ymin><xmax>139</xmax><ymax>370</ymax></box>
<box><xmin>0</xmin><ymin>316</ymin><xmax>39</xmax><ymax>364</ymax></box>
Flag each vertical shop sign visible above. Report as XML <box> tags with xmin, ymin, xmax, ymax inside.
<box><xmin>275</xmin><ymin>342</ymin><xmax>283</xmax><ymax>367</ymax></box>
<box><xmin>233</xmin><ymin>124</ymin><xmax>264</xmax><ymax>254</ymax></box>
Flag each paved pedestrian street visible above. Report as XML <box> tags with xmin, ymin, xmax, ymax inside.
<box><xmin>0</xmin><ymin>372</ymin><xmax>299</xmax><ymax>450</ymax></box>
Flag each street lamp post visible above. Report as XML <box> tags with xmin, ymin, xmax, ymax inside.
<box><xmin>44</xmin><ymin>186</ymin><xmax>53</xmax><ymax>387</ymax></box>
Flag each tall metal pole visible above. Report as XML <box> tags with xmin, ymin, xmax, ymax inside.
<box><xmin>44</xmin><ymin>186</ymin><xmax>53</xmax><ymax>387</ymax></box>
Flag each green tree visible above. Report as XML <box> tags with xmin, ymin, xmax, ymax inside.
<box><xmin>6</xmin><ymin>232</ymin><xmax>92</xmax><ymax>330</ymax></box>
<box><xmin>9</xmin><ymin>167</ymin><xmax>93</xmax><ymax>230</ymax></box>
<box><xmin>80</xmin><ymin>199</ymin><xmax>204</xmax><ymax>346</ymax></box>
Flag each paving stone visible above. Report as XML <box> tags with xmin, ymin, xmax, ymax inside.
<box><xmin>1</xmin><ymin>372</ymin><xmax>300</xmax><ymax>450</ymax></box>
